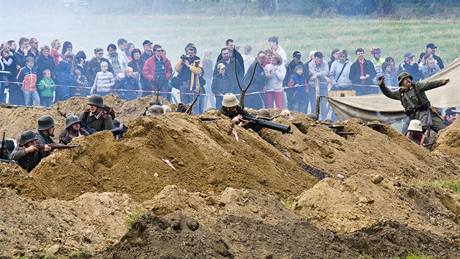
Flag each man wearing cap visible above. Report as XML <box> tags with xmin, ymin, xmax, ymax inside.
<box><xmin>37</xmin><ymin>115</ymin><xmax>55</xmax><ymax>145</ymax></box>
<box><xmin>11</xmin><ymin>130</ymin><xmax>51</xmax><ymax>172</ymax></box>
<box><xmin>284</xmin><ymin>51</ymin><xmax>304</xmax><ymax>88</ymax></box>
<box><xmin>59</xmin><ymin>115</ymin><xmax>89</xmax><ymax>144</ymax></box>
<box><xmin>419</xmin><ymin>43</ymin><xmax>444</xmax><ymax>70</ymax></box>
<box><xmin>79</xmin><ymin>95</ymin><xmax>114</xmax><ymax>134</ymax></box>
<box><xmin>350</xmin><ymin>48</ymin><xmax>377</xmax><ymax>95</ymax></box>
<box><xmin>370</xmin><ymin>47</ymin><xmax>385</xmax><ymax>79</ymax></box>
<box><xmin>379</xmin><ymin>72</ymin><xmax>450</xmax><ymax>133</ymax></box>
<box><xmin>444</xmin><ymin>107</ymin><xmax>458</xmax><ymax>126</ymax></box>
<box><xmin>141</xmin><ymin>40</ymin><xmax>154</xmax><ymax>63</ymax></box>
<box><xmin>398</xmin><ymin>52</ymin><xmax>421</xmax><ymax>82</ymax></box>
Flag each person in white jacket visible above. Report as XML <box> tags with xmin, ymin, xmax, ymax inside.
<box><xmin>264</xmin><ymin>54</ymin><xmax>286</xmax><ymax>109</ymax></box>
<box><xmin>268</xmin><ymin>36</ymin><xmax>287</xmax><ymax>65</ymax></box>
<box><xmin>91</xmin><ymin>62</ymin><xmax>115</xmax><ymax>95</ymax></box>
<box><xmin>329</xmin><ymin>49</ymin><xmax>352</xmax><ymax>89</ymax></box>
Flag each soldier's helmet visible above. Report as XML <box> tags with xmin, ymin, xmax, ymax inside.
<box><xmin>408</xmin><ymin>120</ymin><xmax>423</xmax><ymax>132</ymax></box>
<box><xmin>88</xmin><ymin>95</ymin><xmax>104</xmax><ymax>108</ymax></box>
<box><xmin>397</xmin><ymin>72</ymin><xmax>413</xmax><ymax>86</ymax></box>
<box><xmin>65</xmin><ymin>115</ymin><xmax>81</xmax><ymax>129</ymax></box>
<box><xmin>37</xmin><ymin>115</ymin><xmax>55</xmax><ymax>131</ymax></box>
<box><xmin>222</xmin><ymin>93</ymin><xmax>239</xmax><ymax>108</ymax></box>
<box><xmin>148</xmin><ymin>105</ymin><xmax>165</xmax><ymax>116</ymax></box>
<box><xmin>18</xmin><ymin>130</ymin><xmax>38</xmax><ymax>146</ymax></box>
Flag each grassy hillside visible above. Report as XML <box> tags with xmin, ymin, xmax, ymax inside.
<box><xmin>2</xmin><ymin>14</ymin><xmax>459</xmax><ymax>64</ymax></box>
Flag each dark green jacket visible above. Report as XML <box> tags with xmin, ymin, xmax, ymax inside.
<box><xmin>10</xmin><ymin>147</ymin><xmax>47</xmax><ymax>172</ymax></box>
<box><xmin>379</xmin><ymin>79</ymin><xmax>446</xmax><ymax>115</ymax></box>
<box><xmin>79</xmin><ymin>110</ymin><xmax>114</xmax><ymax>133</ymax></box>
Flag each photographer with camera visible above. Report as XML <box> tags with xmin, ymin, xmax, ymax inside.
<box><xmin>174</xmin><ymin>45</ymin><xmax>206</xmax><ymax>114</ymax></box>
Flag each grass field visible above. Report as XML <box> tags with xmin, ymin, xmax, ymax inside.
<box><xmin>2</xmin><ymin>13</ymin><xmax>460</xmax><ymax>65</ymax></box>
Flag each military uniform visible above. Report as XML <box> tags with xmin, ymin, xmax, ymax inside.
<box><xmin>36</xmin><ymin>115</ymin><xmax>55</xmax><ymax>145</ymax></box>
<box><xmin>10</xmin><ymin>131</ymin><xmax>47</xmax><ymax>172</ymax></box>
<box><xmin>59</xmin><ymin>115</ymin><xmax>89</xmax><ymax>144</ymax></box>
<box><xmin>80</xmin><ymin>95</ymin><xmax>114</xmax><ymax>133</ymax></box>
<box><xmin>379</xmin><ymin>72</ymin><xmax>447</xmax><ymax>132</ymax></box>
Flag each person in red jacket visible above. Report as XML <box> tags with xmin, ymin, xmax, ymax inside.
<box><xmin>142</xmin><ymin>45</ymin><xmax>172</xmax><ymax>100</ymax></box>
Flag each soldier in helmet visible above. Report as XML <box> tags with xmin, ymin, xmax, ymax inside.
<box><xmin>147</xmin><ymin>104</ymin><xmax>165</xmax><ymax>116</ymax></box>
<box><xmin>10</xmin><ymin>130</ymin><xmax>51</xmax><ymax>172</ymax></box>
<box><xmin>59</xmin><ymin>115</ymin><xmax>89</xmax><ymax>144</ymax></box>
<box><xmin>379</xmin><ymin>72</ymin><xmax>450</xmax><ymax>133</ymax></box>
<box><xmin>220</xmin><ymin>93</ymin><xmax>265</xmax><ymax>132</ymax></box>
<box><xmin>79</xmin><ymin>95</ymin><xmax>114</xmax><ymax>134</ymax></box>
<box><xmin>36</xmin><ymin>115</ymin><xmax>55</xmax><ymax>145</ymax></box>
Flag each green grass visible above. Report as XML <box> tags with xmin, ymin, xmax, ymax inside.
<box><xmin>124</xmin><ymin>211</ymin><xmax>144</xmax><ymax>231</ymax></box>
<box><xmin>2</xmin><ymin>14</ymin><xmax>460</xmax><ymax>65</ymax></box>
<box><xmin>416</xmin><ymin>179</ymin><xmax>460</xmax><ymax>193</ymax></box>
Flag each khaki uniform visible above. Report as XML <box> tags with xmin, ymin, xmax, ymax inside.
<box><xmin>379</xmin><ymin>79</ymin><xmax>446</xmax><ymax>132</ymax></box>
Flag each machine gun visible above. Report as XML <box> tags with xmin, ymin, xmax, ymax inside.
<box><xmin>241</xmin><ymin>115</ymin><xmax>291</xmax><ymax>134</ymax></box>
<box><xmin>35</xmin><ymin>143</ymin><xmax>79</xmax><ymax>150</ymax></box>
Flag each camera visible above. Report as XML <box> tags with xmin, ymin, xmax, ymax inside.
<box><xmin>180</xmin><ymin>54</ymin><xmax>188</xmax><ymax>61</ymax></box>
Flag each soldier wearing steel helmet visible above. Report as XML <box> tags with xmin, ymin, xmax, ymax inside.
<box><xmin>379</xmin><ymin>72</ymin><xmax>450</xmax><ymax>133</ymax></box>
<box><xmin>10</xmin><ymin>130</ymin><xmax>51</xmax><ymax>172</ymax></box>
<box><xmin>59</xmin><ymin>115</ymin><xmax>89</xmax><ymax>145</ymax></box>
<box><xmin>79</xmin><ymin>95</ymin><xmax>114</xmax><ymax>134</ymax></box>
<box><xmin>36</xmin><ymin>115</ymin><xmax>56</xmax><ymax>145</ymax></box>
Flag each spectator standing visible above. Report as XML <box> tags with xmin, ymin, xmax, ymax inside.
<box><xmin>56</xmin><ymin>54</ymin><xmax>75</xmax><ymax>102</ymax></box>
<box><xmin>61</xmin><ymin>41</ymin><xmax>73</xmax><ymax>56</ymax></box>
<box><xmin>37</xmin><ymin>69</ymin><xmax>55</xmax><ymax>107</ymax></box>
<box><xmin>382</xmin><ymin>57</ymin><xmax>398</xmax><ymax>87</ymax></box>
<box><xmin>212</xmin><ymin>63</ymin><xmax>233</xmax><ymax>109</ymax></box>
<box><xmin>0</xmin><ymin>54</ymin><xmax>8</xmax><ymax>103</ymax></box>
<box><xmin>268</xmin><ymin>36</ymin><xmax>287</xmax><ymax>65</ymax></box>
<box><xmin>117</xmin><ymin>38</ymin><xmax>129</xmax><ymax>66</ymax></box>
<box><xmin>175</xmin><ymin>46</ymin><xmax>205</xmax><ymax>114</ymax></box>
<box><xmin>244</xmin><ymin>51</ymin><xmax>268</xmax><ymax>110</ymax></box>
<box><xmin>86</xmin><ymin>48</ymin><xmax>113</xmax><ymax>86</ymax></box>
<box><xmin>419</xmin><ymin>43</ymin><xmax>444</xmax><ymax>70</ymax></box>
<box><xmin>125</xmin><ymin>42</ymin><xmax>135</xmax><ymax>62</ymax></box>
<box><xmin>36</xmin><ymin>45</ymin><xmax>56</xmax><ymax>82</ymax></box>
<box><xmin>7</xmin><ymin>40</ymin><xmax>17</xmax><ymax>53</ymax></box>
<box><xmin>398</xmin><ymin>52</ymin><xmax>421</xmax><ymax>82</ymax></box>
<box><xmin>350</xmin><ymin>48</ymin><xmax>377</xmax><ymax>95</ymax></box>
<box><xmin>141</xmin><ymin>40</ymin><xmax>154</xmax><ymax>63</ymax></box>
<box><xmin>329</xmin><ymin>49</ymin><xmax>352</xmax><ymax>89</ymax></box>
<box><xmin>73</xmin><ymin>67</ymin><xmax>90</xmax><ymax>97</ymax></box>
<box><xmin>420</xmin><ymin>57</ymin><xmax>440</xmax><ymax>79</ymax></box>
<box><xmin>286</xmin><ymin>64</ymin><xmax>307</xmax><ymax>112</ymax></box>
<box><xmin>116</xmin><ymin>67</ymin><xmax>139</xmax><ymax>100</ymax></box>
<box><xmin>241</xmin><ymin>45</ymin><xmax>254</xmax><ymax>74</ymax></box>
<box><xmin>284</xmin><ymin>51</ymin><xmax>303</xmax><ymax>88</ymax></box>
<box><xmin>264</xmin><ymin>54</ymin><xmax>286</xmax><ymax>109</ymax></box>
<box><xmin>16</xmin><ymin>57</ymin><xmax>39</xmax><ymax>106</ymax></box>
<box><xmin>214</xmin><ymin>48</ymin><xmax>243</xmax><ymax>93</ymax></box>
<box><xmin>216</xmin><ymin>39</ymin><xmax>245</xmax><ymax>73</ymax></box>
<box><xmin>106</xmin><ymin>44</ymin><xmax>127</xmax><ymax>77</ymax></box>
<box><xmin>128</xmin><ymin>48</ymin><xmax>143</xmax><ymax>74</ymax></box>
<box><xmin>50</xmin><ymin>39</ymin><xmax>61</xmax><ymax>65</ymax></box>
<box><xmin>73</xmin><ymin>51</ymin><xmax>88</xmax><ymax>72</ymax></box>
<box><xmin>91</xmin><ymin>62</ymin><xmax>115</xmax><ymax>96</ymax></box>
<box><xmin>308</xmin><ymin>51</ymin><xmax>332</xmax><ymax>120</ymax></box>
<box><xmin>370</xmin><ymin>47</ymin><xmax>385</xmax><ymax>79</ymax></box>
<box><xmin>304</xmin><ymin>50</ymin><xmax>316</xmax><ymax>114</ymax></box>
<box><xmin>14</xmin><ymin>37</ymin><xmax>29</xmax><ymax>69</ymax></box>
<box><xmin>1</xmin><ymin>48</ymin><xmax>21</xmax><ymax>105</ymax></box>
<box><xmin>27</xmin><ymin>38</ymin><xmax>39</xmax><ymax>62</ymax></box>
<box><xmin>142</xmin><ymin>45</ymin><xmax>172</xmax><ymax>99</ymax></box>
<box><xmin>328</xmin><ymin>49</ymin><xmax>340</xmax><ymax>70</ymax></box>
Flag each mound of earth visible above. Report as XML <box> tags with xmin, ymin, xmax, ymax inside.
<box><xmin>0</xmin><ymin>114</ymin><xmax>316</xmax><ymax>201</ymax></box>
<box><xmin>96</xmin><ymin>186</ymin><xmax>460</xmax><ymax>258</ymax></box>
<box><xmin>0</xmin><ymin>94</ymin><xmax>168</xmax><ymax>139</ymax></box>
<box><xmin>261</xmin><ymin>116</ymin><xmax>459</xmax><ymax>182</ymax></box>
<box><xmin>435</xmin><ymin>119</ymin><xmax>460</xmax><ymax>166</ymax></box>
<box><xmin>0</xmin><ymin>187</ymin><xmax>143</xmax><ymax>257</ymax></box>
<box><xmin>294</xmin><ymin>174</ymin><xmax>460</xmax><ymax>236</ymax></box>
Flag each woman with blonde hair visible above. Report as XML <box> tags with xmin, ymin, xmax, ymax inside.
<box><xmin>50</xmin><ymin>39</ymin><xmax>61</xmax><ymax>65</ymax></box>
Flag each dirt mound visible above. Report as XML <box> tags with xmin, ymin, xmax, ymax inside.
<box><xmin>97</xmin><ymin>186</ymin><xmax>460</xmax><ymax>258</ymax></box>
<box><xmin>0</xmin><ymin>114</ymin><xmax>315</xmax><ymax>201</ymax></box>
<box><xmin>294</xmin><ymin>174</ymin><xmax>460</xmax><ymax>236</ymax></box>
<box><xmin>435</xmin><ymin>119</ymin><xmax>460</xmax><ymax>166</ymax></box>
<box><xmin>261</xmin><ymin>116</ymin><xmax>459</xmax><ymax>182</ymax></box>
<box><xmin>0</xmin><ymin>187</ymin><xmax>143</xmax><ymax>257</ymax></box>
<box><xmin>0</xmin><ymin>95</ymin><xmax>168</xmax><ymax>139</ymax></box>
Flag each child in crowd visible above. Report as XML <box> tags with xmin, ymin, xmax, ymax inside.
<box><xmin>286</xmin><ymin>64</ymin><xmax>307</xmax><ymax>112</ymax></box>
<box><xmin>91</xmin><ymin>61</ymin><xmax>114</xmax><ymax>95</ymax></box>
<box><xmin>73</xmin><ymin>67</ymin><xmax>89</xmax><ymax>96</ymax></box>
<box><xmin>17</xmin><ymin>57</ymin><xmax>40</xmax><ymax>106</ymax></box>
<box><xmin>37</xmin><ymin>69</ymin><xmax>55</xmax><ymax>107</ymax></box>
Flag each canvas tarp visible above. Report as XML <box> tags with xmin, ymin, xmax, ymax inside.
<box><xmin>328</xmin><ymin>57</ymin><xmax>460</xmax><ymax>123</ymax></box>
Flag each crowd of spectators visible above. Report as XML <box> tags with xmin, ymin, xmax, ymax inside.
<box><xmin>0</xmin><ymin>36</ymin><xmax>448</xmax><ymax>118</ymax></box>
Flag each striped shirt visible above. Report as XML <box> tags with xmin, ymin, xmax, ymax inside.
<box><xmin>91</xmin><ymin>71</ymin><xmax>115</xmax><ymax>94</ymax></box>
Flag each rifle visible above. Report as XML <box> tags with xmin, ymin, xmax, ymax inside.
<box><xmin>241</xmin><ymin>115</ymin><xmax>291</xmax><ymax>134</ymax></box>
<box><xmin>0</xmin><ymin>132</ymin><xmax>5</xmax><ymax>159</ymax></box>
<box><xmin>35</xmin><ymin>143</ymin><xmax>79</xmax><ymax>150</ymax></box>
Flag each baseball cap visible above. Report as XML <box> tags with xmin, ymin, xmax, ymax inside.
<box><xmin>142</xmin><ymin>40</ymin><xmax>153</xmax><ymax>46</ymax></box>
<box><xmin>426</xmin><ymin>43</ymin><xmax>437</xmax><ymax>49</ymax></box>
<box><xmin>292</xmin><ymin>51</ymin><xmax>301</xmax><ymax>58</ymax></box>
<box><xmin>314</xmin><ymin>51</ymin><xmax>323</xmax><ymax>59</ymax></box>
<box><xmin>404</xmin><ymin>52</ymin><xmax>414</xmax><ymax>58</ymax></box>
<box><xmin>445</xmin><ymin>107</ymin><xmax>460</xmax><ymax>116</ymax></box>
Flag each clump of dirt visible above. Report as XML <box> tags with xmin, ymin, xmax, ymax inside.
<box><xmin>0</xmin><ymin>114</ymin><xmax>316</xmax><ymax>201</ymax></box>
<box><xmin>96</xmin><ymin>186</ymin><xmax>460</xmax><ymax>258</ymax></box>
<box><xmin>0</xmin><ymin>95</ymin><xmax>169</xmax><ymax>139</ymax></box>
<box><xmin>260</xmin><ymin>116</ymin><xmax>459</xmax><ymax>182</ymax></box>
<box><xmin>294</xmin><ymin>174</ymin><xmax>460</xmax><ymax>237</ymax></box>
<box><xmin>435</xmin><ymin>119</ymin><xmax>460</xmax><ymax>166</ymax></box>
<box><xmin>0</xmin><ymin>187</ymin><xmax>143</xmax><ymax>257</ymax></box>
